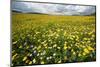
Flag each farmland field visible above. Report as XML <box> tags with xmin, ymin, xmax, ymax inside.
<box><xmin>12</xmin><ymin>12</ymin><xmax>96</xmax><ymax>66</ymax></box>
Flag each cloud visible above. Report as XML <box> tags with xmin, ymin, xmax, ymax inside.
<box><xmin>12</xmin><ymin>2</ymin><xmax>95</xmax><ymax>15</ymax></box>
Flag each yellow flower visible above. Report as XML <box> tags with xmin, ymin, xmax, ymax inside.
<box><xmin>12</xmin><ymin>50</ymin><xmax>15</xmax><ymax>53</ymax></box>
<box><xmin>12</xmin><ymin>53</ymin><xmax>18</xmax><ymax>60</ymax></box>
<box><xmin>25</xmin><ymin>60</ymin><xmax>29</xmax><ymax>63</ymax></box>
<box><xmin>57</xmin><ymin>46</ymin><xmax>61</xmax><ymax>49</ymax></box>
<box><xmin>38</xmin><ymin>39</ymin><xmax>41</xmax><ymax>42</ymax></box>
<box><xmin>32</xmin><ymin>46</ymin><xmax>36</xmax><ymax>50</ymax></box>
<box><xmin>57</xmin><ymin>29</ymin><xmax>60</xmax><ymax>32</ymax></box>
<box><xmin>40</xmin><ymin>57</ymin><xmax>43</xmax><ymax>60</ymax></box>
<box><xmin>37</xmin><ymin>53</ymin><xmax>39</xmax><ymax>56</ymax></box>
<box><xmin>19</xmin><ymin>45</ymin><xmax>22</xmax><ymax>48</ymax></box>
<box><xmin>72</xmin><ymin>35</ymin><xmax>75</xmax><ymax>38</ymax></box>
<box><xmin>61</xmin><ymin>29</ymin><xmax>63</xmax><ymax>31</ymax></box>
<box><xmin>68</xmin><ymin>46</ymin><xmax>71</xmax><ymax>49</ymax></box>
<box><xmin>58</xmin><ymin>60</ymin><xmax>61</xmax><ymax>63</ymax></box>
<box><xmin>27</xmin><ymin>53</ymin><xmax>30</xmax><ymax>56</ymax></box>
<box><xmin>56</xmin><ymin>33</ymin><xmax>59</xmax><ymax>37</ymax></box>
<box><xmin>70</xmin><ymin>37</ymin><xmax>73</xmax><ymax>40</ymax></box>
<box><xmin>73</xmin><ymin>52</ymin><xmax>76</xmax><ymax>55</ymax></box>
<box><xmin>65</xmin><ymin>41</ymin><xmax>67</xmax><ymax>44</ymax></box>
<box><xmin>83</xmin><ymin>38</ymin><xmax>88</xmax><ymax>41</ymax></box>
<box><xmin>33</xmin><ymin>59</ymin><xmax>36</xmax><ymax>63</ymax></box>
<box><xmin>82</xmin><ymin>42</ymin><xmax>85</xmax><ymax>44</ymax></box>
<box><xmin>64</xmin><ymin>56</ymin><xmax>67</xmax><ymax>60</ymax></box>
<box><xmin>49</xmin><ymin>29</ymin><xmax>52</xmax><ymax>33</ymax></box>
<box><xmin>14</xmin><ymin>53</ymin><xmax>18</xmax><ymax>57</ymax></box>
<box><xmin>88</xmin><ymin>46</ymin><xmax>94</xmax><ymax>51</ymax></box>
<box><xmin>36</xmin><ymin>32</ymin><xmax>40</xmax><ymax>34</ymax></box>
<box><xmin>29</xmin><ymin>61</ymin><xmax>32</xmax><ymax>64</ymax></box>
<box><xmin>83</xmin><ymin>52</ymin><xmax>86</xmax><ymax>56</ymax></box>
<box><xmin>23</xmin><ymin>56</ymin><xmax>27</xmax><ymax>61</ymax></box>
<box><xmin>26</xmin><ymin>46</ymin><xmax>29</xmax><ymax>49</ymax></box>
<box><xmin>45</xmin><ymin>46</ymin><xmax>48</xmax><ymax>48</ymax></box>
<box><xmin>53</xmin><ymin>53</ymin><xmax>56</xmax><ymax>56</ymax></box>
<box><xmin>41</xmin><ymin>61</ymin><xmax>45</xmax><ymax>64</ymax></box>
<box><xmin>12</xmin><ymin>56</ymin><xmax>15</xmax><ymax>60</ymax></box>
<box><xmin>64</xmin><ymin>43</ymin><xmax>67</xmax><ymax>50</ymax></box>
<box><xmin>78</xmin><ymin>53</ymin><xmax>81</xmax><ymax>57</ymax></box>
<box><xmin>13</xmin><ymin>41</ymin><xmax>17</xmax><ymax>44</ymax></box>
<box><xmin>37</xmin><ymin>45</ymin><xmax>41</xmax><ymax>50</ymax></box>
<box><xmin>64</xmin><ymin>46</ymin><xmax>67</xmax><ymax>50</ymax></box>
<box><xmin>71</xmin><ymin>49</ymin><xmax>74</xmax><ymax>52</ymax></box>
<box><xmin>87</xmin><ymin>41</ymin><xmax>91</xmax><ymax>43</ymax></box>
<box><xmin>63</xmin><ymin>31</ymin><xmax>67</xmax><ymax>36</ymax></box>
<box><xmin>84</xmin><ymin>48</ymin><xmax>89</xmax><ymax>54</ymax></box>
<box><xmin>92</xmin><ymin>34</ymin><xmax>95</xmax><ymax>38</ymax></box>
<box><xmin>43</xmin><ymin>43</ymin><xmax>47</xmax><ymax>47</ymax></box>
<box><xmin>76</xmin><ymin>35</ymin><xmax>79</xmax><ymax>40</ymax></box>
<box><xmin>88</xmin><ymin>32</ymin><xmax>92</xmax><ymax>35</ymax></box>
<box><xmin>53</xmin><ymin>44</ymin><xmax>57</xmax><ymax>48</ymax></box>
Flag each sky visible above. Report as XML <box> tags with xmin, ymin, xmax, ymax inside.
<box><xmin>12</xmin><ymin>1</ymin><xmax>96</xmax><ymax>15</ymax></box>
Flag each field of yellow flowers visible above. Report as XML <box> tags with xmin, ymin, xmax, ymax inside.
<box><xmin>12</xmin><ymin>12</ymin><xmax>96</xmax><ymax>66</ymax></box>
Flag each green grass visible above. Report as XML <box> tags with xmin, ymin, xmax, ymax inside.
<box><xmin>12</xmin><ymin>12</ymin><xmax>96</xmax><ymax>66</ymax></box>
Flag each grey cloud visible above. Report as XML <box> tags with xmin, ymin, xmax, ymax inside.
<box><xmin>12</xmin><ymin>2</ymin><xmax>95</xmax><ymax>15</ymax></box>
